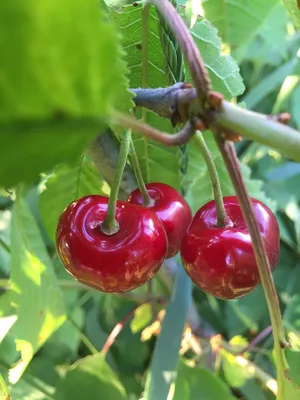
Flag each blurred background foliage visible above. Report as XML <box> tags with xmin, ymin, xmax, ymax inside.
<box><xmin>1</xmin><ymin>0</ymin><xmax>300</xmax><ymax>399</ymax></box>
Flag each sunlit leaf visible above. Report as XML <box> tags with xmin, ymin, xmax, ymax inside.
<box><xmin>200</xmin><ymin>0</ymin><xmax>280</xmax><ymax>52</ymax></box>
<box><xmin>8</xmin><ymin>192</ymin><xmax>66</xmax><ymax>382</ymax></box>
<box><xmin>130</xmin><ymin>304</ymin><xmax>152</xmax><ymax>334</ymax></box>
<box><xmin>188</xmin><ymin>19</ymin><xmax>245</xmax><ymax>99</ymax></box>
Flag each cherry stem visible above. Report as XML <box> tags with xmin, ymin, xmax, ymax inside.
<box><xmin>193</xmin><ymin>132</ymin><xmax>231</xmax><ymax>227</ymax></box>
<box><xmin>101</xmin><ymin>297</ymin><xmax>166</xmax><ymax>357</ymax></box>
<box><xmin>113</xmin><ymin>112</ymin><xmax>196</xmax><ymax>146</ymax></box>
<box><xmin>214</xmin><ymin>135</ymin><xmax>287</xmax><ymax>400</ymax></box>
<box><xmin>239</xmin><ymin>325</ymin><xmax>273</xmax><ymax>355</ymax></box>
<box><xmin>101</xmin><ymin>130</ymin><xmax>131</xmax><ymax>235</ymax></box>
<box><xmin>130</xmin><ymin>139</ymin><xmax>154</xmax><ymax>206</ymax></box>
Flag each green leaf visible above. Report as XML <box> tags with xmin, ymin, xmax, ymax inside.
<box><xmin>130</xmin><ymin>304</ymin><xmax>152</xmax><ymax>334</ymax></box>
<box><xmin>8</xmin><ymin>193</ymin><xmax>66</xmax><ymax>383</ymax></box>
<box><xmin>0</xmin><ymin>126</ymin><xmax>104</xmax><ymax>189</ymax></box>
<box><xmin>284</xmin><ymin>294</ymin><xmax>300</xmax><ymax>352</ymax></box>
<box><xmin>110</xmin><ymin>5</ymin><xmax>183</xmax><ymax>189</ymax></box>
<box><xmin>188</xmin><ymin>19</ymin><xmax>245</xmax><ymax>99</ymax></box>
<box><xmin>285</xmin><ymin>348</ymin><xmax>300</xmax><ymax>387</ymax></box>
<box><xmin>85</xmin><ymin>300</ymin><xmax>109</xmax><ymax>351</ymax></box>
<box><xmin>54</xmin><ymin>353</ymin><xmax>126</xmax><ymax>400</ymax></box>
<box><xmin>283</xmin><ymin>376</ymin><xmax>300</xmax><ymax>399</ymax></box>
<box><xmin>173</xmin><ymin>359</ymin><xmax>234</xmax><ymax>400</ymax></box>
<box><xmin>144</xmin><ymin>267</ymin><xmax>192</xmax><ymax>400</ymax></box>
<box><xmin>39</xmin><ymin>155</ymin><xmax>109</xmax><ymax>242</ymax></box>
<box><xmin>225</xmin><ymin>287</ymin><xmax>267</xmax><ymax>337</ymax></box>
<box><xmin>43</xmin><ymin>309</ymin><xmax>84</xmax><ymax>363</ymax></box>
<box><xmin>282</xmin><ymin>0</ymin><xmax>300</xmax><ymax>30</ymax></box>
<box><xmin>186</xmin><ymin>132</ymin><xmax>276</xmax><ymax>214</ymax></box>
<box><xmin>0</xmin><ymin>0</ymin><xmax>132</xmax><ymax>187</ymax></box>
<box><xmin>200</xmin><ymin>0</ymin><xmax>280</xmax><ymax>52</ymax></box>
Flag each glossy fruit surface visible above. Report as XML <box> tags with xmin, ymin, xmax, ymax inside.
<box><xmin>127</xmin><ymin>182</ymin><xmax>192</xmax><ymax>258</ymax></box>
<box><xmin>180</xmin><ymin>196</ymin><xmax>280</xmax><ymax>299</ymax></box>
<box><xmin>56</xmin><ymin>195</ymin><xmax>167</xmax><ymax>293</ymax></box>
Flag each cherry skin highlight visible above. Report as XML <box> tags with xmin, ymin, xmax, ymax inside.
<box><xmin>56</xmin><ymin>195</ymin><xmax>168</xmax><ymax>293</ymax></box>
<box><xmin>127</xmin><ymin>182</ymin><xmax>192</xmax><ymax>258</ymax></box>
<box><xmin>180</xmin><ymin>196</ymin><xmax>280</xmax><ymax>299</ymax></box>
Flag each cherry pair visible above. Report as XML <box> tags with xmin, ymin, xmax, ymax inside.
<box><xmin>56</xmin><ymin>185</ymin><xmax>280</xmax><ymax>299</ymax></box>
<box><xmin>56</xmin><ymin>183</ymin><xmax>191</xmax><ymax>293</ymax></box>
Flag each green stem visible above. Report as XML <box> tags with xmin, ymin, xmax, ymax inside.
<box><xmin>101</xmin><ymin>130</ymin><xmax>132</xmax><ymax>235</ymax></box>
<box><xmin>213</xmin><ymin>101</ymin><xmax>300</xmax><ymax>162</ymax></box>
<box><xmin>67</xmin><ymin>316</ymin><xmax>98</xmax><ymax>354</ymax></box>
<box><xmin>193</xmin><ymin>132</ymin><xmax>231</xmax><ymax>227</ymax></box>
<box><xmin>130</xmin><ymin>140</ymin><xmax>153</xmax><ymax>206</ymax></box>
<box><xmin>87</xmin><ymin>130</ymin><xmax>137</xmax><ymax>200</ymax></box>
<box><xmin>214</xmin><ymin>136</ymin><xmax>287</xmax><ymax>400</ymax></box>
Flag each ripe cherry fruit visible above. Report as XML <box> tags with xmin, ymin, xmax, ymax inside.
<box><xmin>128</xmin><ymin>182</ymin><xmax>192</xmax><ymax>258</ymax></box>
<box><xmin>180</xmin><ymin>196</ymin><xmax>280</xmax><ymax>299</ymax></box>
<box><xmin>56</xmin><ymin>195</ymin><xmax>168</xmax><ymax>293</ymax></box>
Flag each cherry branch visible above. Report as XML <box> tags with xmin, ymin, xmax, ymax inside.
<box><xmin>128</xmin><ymin>85</ymin><xmax>300</xmax><ymax>162</ymax></box>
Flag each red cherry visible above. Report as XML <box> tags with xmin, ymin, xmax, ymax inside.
<box><xmin>56</xmin><ymin>195</ymin><xmax>167</xmax><ymax>293</ymax></box>
<box><xmin>127</xmin><ymin>182</ymin><xmax>192</xmax><ymax>258</ymax></box>
<box><xmin>180</xmin><ymin>196</ymin><xmax>280</xmax><ymax>299</ymax></box>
